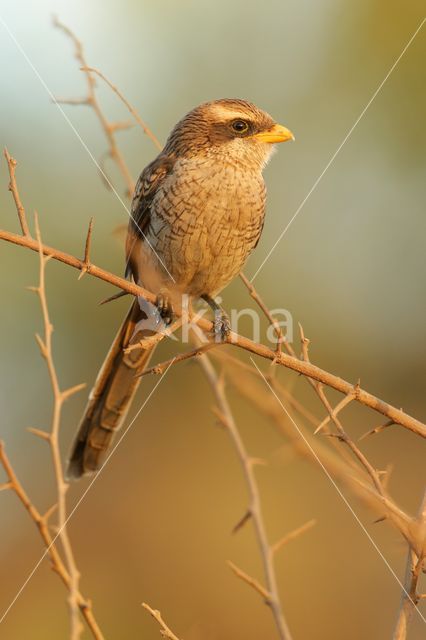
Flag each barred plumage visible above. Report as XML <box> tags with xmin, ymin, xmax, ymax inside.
<box><xmin>67</xmin><ymin>98</ymin><xmax>293</xmax><ymax>478</ymax></box>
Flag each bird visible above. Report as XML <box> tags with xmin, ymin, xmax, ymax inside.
<box><xmin>66</xmin><ymin>98</ymin><xmax>293</xmax><ymax>479</ymax></box>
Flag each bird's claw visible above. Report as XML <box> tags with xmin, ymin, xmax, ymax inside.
<box><xmin>213</xmin><ymin>310</ymin><xmax>231</xmax><ymax>341</ymax></box>
<box><xmin>156</xmin><ymin>290</ymin><xmax>174</xmax><ymax>325</ymax></box>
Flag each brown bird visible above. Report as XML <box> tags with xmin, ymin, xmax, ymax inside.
<box><xmin>66</xmin><ymin>98</ymin><xmax>293</xmax><ymax>479</ymax></box>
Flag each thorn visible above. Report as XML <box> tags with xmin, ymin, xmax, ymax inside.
<box><xmin>248</xmin><ymin>457</ymin><xmax>267</xmax><ymax>468</ymax></box>
<box><xmin>99</xmin><ymin>290</ymin><xmax>129</xmax><ymax>305</ymax></box>
<box><xmin>323</xmin><ymin>432</ymin><xmax>347</xmax><ymax>442</ymax></box>
<box><xmin>232</xmin><ymin>509</ymin><xmax>252</xmax><ymax>534</ymax></box>
<box><xmin>26</xmin><ymin>285</ymin><xmax>39</xmax><ymax>293</ymax></box>
<box><xmin>35</xmin><ymin>334</ymin><xmax>48</xmax><ymax>357</ymax></box>
<box><xmin>359</xmin><ymin>420</ymin><xmax>395</xmax><ymax>441</ymax></box>
<box><xmin>83</xmin><ymin>217</ymin><xmax>94</xmax><ymax>263</ymax></box>
<box><xmin>43</xmin><ymin>503</ymin><xmax>58</xmax><ymax>522</ymax></box>
<box><xmin>61</xmin><ymin>383</ymin><xmax>86</xmax><ymax>401</ymax></box>
<box><xmin>0</xmin><ymin>482</ymin><xmax>12</xmax><ymax>492</ymax></box>
<box><xmin>27</xmin><ymin>427</ymin><xmax>50</xmax><ymax>441</ymax></box>
<box><xmin>354</xmin><ymin>379</ymin><xmax>361</xmax><ymax>398</ymax></box>
<box><xmin>314</xmin><ymin>415</ymin><xmax>330</xmax><ymax>435</ymax></box>
<box><xmin>110</xmin><ymin>120</ymin><xmax>134</xmax><ymax>132</ymax></box>
<box><xmin>271</xmin><ymin>519</ymin><xmax>316</xmax><ymax>554</ymax></box>
<box><xmin>78</xmin><ymin>217</ymin><xmax>94</xmax><ymax>280</ymax></box>
<box><xmin>373</xmin><ymin>515</ymin><xmax>388</xmax><ymax>524</ymax></box>
<box><xmin>227</xmin><ymin>561</ymin><xmax>271</xmax><ymax>602</ymax></box>
<box><xmin>211</xmin><ymin>406</ymin><xmax>229</xmax><ymax>429</ymax></box>
<box><xmin>298</xmin><ymin>322</ymin><xmax>309</xmax><ymax>346</ymax></box>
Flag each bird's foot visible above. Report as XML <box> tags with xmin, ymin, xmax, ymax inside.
<box><xmin>213</xmin><ymin>309</ymin><xmax>231</xmax><ymax>340</ymax></box>
<box><xmin>201</xmin><ymin>294</ymin><xmax>231</xmax><ymax>341</ymax></box>
<box><xmin>155</xmin><ymin>289</ymin><xmax>174</xmax><ymax>325</ymax></box>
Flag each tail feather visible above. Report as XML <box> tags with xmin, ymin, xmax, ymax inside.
<box><xmin>66</xmin><ymin>300</ymin><xmax>156</xmax><ymax>479</ymax></box>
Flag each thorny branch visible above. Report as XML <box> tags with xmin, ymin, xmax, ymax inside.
<box><xmin>52</xmin><ymin>15</ymin><xmax>135</xmax><ymax>196</ymax></box>
<box><xmin>50</xmin><ymin>21</ymin><xmax>426</xmax><ymax>445</ymax></box>
<box><xmin>80</xmin><ymin>66</ymin><xmax>162</xmax><ymax>151</ymax></box>
<box><xmin>393</xmin><ymin>491</ymin><xmax>426</xmax><ymax>639</ymax></box>
<box><xmin>0</xmin><ymin>216</ymin><xmax>104</xmax><ymax>639</ymax></box>
<box><xmin>2</xmin><ymin>218</ymin><xmax>424</xmax><ymax>439</ymax></box>
<box><xmin>2</xmin><ymin>19</ymin><xmax>425</xmax><ymax>639</ymax></box>
<box><xmin>192</xmin><ymin>326</ymin><xmax>306</xmax><ymax>640</ymax></box>
<box><xmin>31</xmin><ymin>214</ymin><xmax>84</xmax><ymax>639</ymax></box>
<box><xmin>3</xmin><ymin>148</ymin><xmax>30</xmax><ymax>237</ymax></box>
<box><xmin>237</xmin><ymin>278</ymin><xmax>426</xmax><ymax>635</ymax></box>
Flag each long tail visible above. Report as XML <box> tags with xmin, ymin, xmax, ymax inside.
<box><xmin>66</xmin><ymin>300</ymin><xmax>156</xmax><ymax>479</ymax></box>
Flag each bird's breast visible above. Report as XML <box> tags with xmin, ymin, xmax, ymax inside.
<box><xmin>145</xmin><ymin>158</ymin><xmax>266</xmax><ymax>295</ymax></box>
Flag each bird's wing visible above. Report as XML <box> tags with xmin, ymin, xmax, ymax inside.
<box><xmin>125</xmin><ymin>154</ymin><xmax>175</xmax><ymax>280</ymax></box>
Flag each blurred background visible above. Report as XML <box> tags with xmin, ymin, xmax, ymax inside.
<box><xmin>0</xmin><ymin>1</ymin><xmax>425</xmax><ymax>638</ymax></box>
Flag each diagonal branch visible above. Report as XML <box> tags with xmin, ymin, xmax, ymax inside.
<box><xmin>1</xmin><ymin>223</ymin><xmax>425</xmax><ymax>440</ymax></box>
<box><xmin>142</xmin><ymin>603</ymin><xmax>181</xmax><ymax>640</ymax></box>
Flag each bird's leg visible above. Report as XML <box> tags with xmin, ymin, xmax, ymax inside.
<box><xmin>201</xmin><ymin>294</ymin><xmax>231</xmax><ymax>340</ymax></box>
<box><xmin>156</xmin><ymin>288</ymin><xmax>174</xmax><ymax>325</ymax></box>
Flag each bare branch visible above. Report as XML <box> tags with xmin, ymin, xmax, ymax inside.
<box><xmin>1</xmin><ymin>222</ymin><xmax>425</xmax><ymax>440</ymax></box>
<box><xmin>53</xmin><ymin>16</ymin><xmax>135</xmax><ymax>196</ymax></box>
<box><xmin>142</xmin><ymin>603</ymin><xmax>181</xmax><ymax>640</ymax></box>
<box><xmin>32</xmin><ymin>214</ymin><xmax>85</xmax><ymax>639</ymax></box>
<box><xmin>227</xmin><ymin>561</ymin><xmax>271</xmax><ymax>601</ymax></box>
<box><xmin>271</xmin><ymin>519</ymin><xmax>316</xmax><ymax>555</ymax></box>
<box><xmin>193</xmin><ymin>327</ymin><xmax>293</xmax><ymax>640</ymax></box>
<box><xmin>0</xmin><ymin>443</ymin><xmax>104</xmax><ymax>639</ymax></box>
<box><xmin>80</xmin><ymin>66</ymin><xmax>162</xmax><ymax>151</ymax></box>
<box><xmin>4</xmin><ymin>148</ymin><xmax>30</xmax><ymax>236</ymax></box>
<box><xmin>239</xmin><ymin>271</ymin><xmax>284</xmax><ymax>353</ymax></box>
<box><xmin>393</xmin><ymin>490</ymin><xmax>426</xmax><ymax>639</ymax></box>
<box><xmin>137</xmin><ymin>340</ymin><xmax>223</xmax><ymax>376</ymax></box>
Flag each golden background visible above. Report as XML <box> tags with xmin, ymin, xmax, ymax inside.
<box><xmin>0</xmin><ymin>1</ymin><xmax>425</xmax><ymax>638</ymax></box>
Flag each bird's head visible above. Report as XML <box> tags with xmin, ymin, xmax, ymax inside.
<box><xmin>164</xmin><ymin>98</ymin><xmax>294</xmax><ymax>170</ymax></box>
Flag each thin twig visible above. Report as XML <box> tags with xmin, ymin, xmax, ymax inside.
<box><xmin>239</xmin><ymin>271</ymin><xmax>284</xmax><ymax>353</ymax></box>
<box><xmin>192</xmin><ymin>327</ymin><xmax>293</xmax><ymax>640</ymax></box>
<box><xmin>297</xmin><ymin>323</ymin><xmax>387</xmax><ymax>498</ymax></box>
<box><xmin>0</xmin><ymin>443</ymin><xmax>104</xmax><ymax>639</ymax></box>
<box><xmin>53</xmin><ymin>16</ymin><xmax>135</xmax><ymax>196</ymax></box>
<box><xmin>238</xmin><ymin>276</ymin><xmax>392</xmax><ymax>499</ymax></box>
<box><xmin>271</xmin><ymin>519</ymin><xmax>316</xmax><ymax>555</ymax></box>
<box><xmin>142</xmin><ymin>603</ymin><xmax>181</xmax><ymax>640</ymax></box>
<box><xmin>393</xmin><ymin>490</ymin><xmax>426</xmax><ymax>639</ymax></box>
<box><xmin>80</xmin><ymin>67</ymin><xmax>162</xmax><ymax>151</ymax></box>
<box><xmin>136</xmin><ymin>340</ymin><xmax>223</xmax><ymax>376</ymax></box>
<box><xmin>227</xmin><ymin>561</ymin><xmax>271</xmax><ymax>601</ymax></box>
<box><xmin>30</xmin><ymin>214</ymin><xmax>84</xmax><ymax>639</ymax></box>
<box><xmin>1</xmin><ymin>223</ymin><xmax>425</xmax><ymax>440</ymax></box>
<box><xmin>4</xmin><ymin>148</ymin><xmax>30</xmax><ymax>236</ymax></box>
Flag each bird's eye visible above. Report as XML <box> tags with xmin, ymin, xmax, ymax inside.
<box><xmin>231</xmin><ymin>119</ymin><xmax>249</xmax><ymax>134</ymax></box>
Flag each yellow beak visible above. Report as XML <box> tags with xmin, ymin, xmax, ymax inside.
<box><xmin>252</xmin><ymin>123</ymin><xmax>295</xmax><ymax>144</ymax></box>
